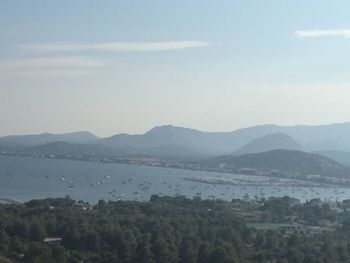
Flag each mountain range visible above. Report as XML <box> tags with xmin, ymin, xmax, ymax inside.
<box><xmin>1</xmin><ymin>122</ymin><xmax>350</xmax><ymax>165</ymax></box>
<box><xmin>96</xmin><ymin>122</ymin><xmax>350</xmax><ymax>155</ymax></box>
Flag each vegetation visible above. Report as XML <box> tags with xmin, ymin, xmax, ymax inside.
<box><xmin>1</xmin><ymin>196</ymin><xmax>350</xmax><ymax>262</ymax></box>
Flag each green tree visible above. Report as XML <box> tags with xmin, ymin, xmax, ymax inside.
<box><xmin>134</xmin><ymin>240</ymin><xmax>155</xmax><ymax>263</ymax></box>
<box><xmin>30</xmin><ymin>223</ymin><xmax>46</xmax><ymax>241</ymax></box>
<box><xmin>197</xmin><ymin>242</ymin><xmax>212</xmax><ymax>263</ymax></box>
<box><xmin>179</xmin><ymin>239</ymin><xmax>197</xmax><ymax>263</ymax></box>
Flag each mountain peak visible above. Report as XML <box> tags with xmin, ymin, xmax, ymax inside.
<box><xmin>145</xmin><ymin>125</ymin><xmax>199</xmax><ymax>135</ymax></box>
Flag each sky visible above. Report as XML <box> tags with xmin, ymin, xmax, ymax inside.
<box><xmin>1</xmin><ymin>0</ymin><xmax>350</xmax><ymax>137</ymax></box>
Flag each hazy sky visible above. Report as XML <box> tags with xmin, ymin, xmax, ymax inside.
<box><xmin>1</xmin><ymin>1</ymin><xmax>350</xmax><ymax>137</ymax></box>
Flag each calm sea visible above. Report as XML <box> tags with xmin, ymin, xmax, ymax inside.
<box><xmin>0</xmin><ymin>155</ymin><xmax>349</xmax><ymax>203</ymax></box>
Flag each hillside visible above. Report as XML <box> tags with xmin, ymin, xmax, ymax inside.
<box><xmin>234</xmin><ymin>133</ymin><xmax>301</xmax><ymax>155</ymax></box>
<box><xmin>204</xmin><ymin>149</ymin><xmax>350</xmax><ymax>179</ymax></box>
<box><xmin>2</xmin><ymin>196</ymin><xmax>347</xmax><ymax>263</ymax></box>
<box><xmin>315</xmin><ymin>151</ymin><xmax>350</xmax><ymax>167</ymax></box>
<box><xmin>0</xmin><ymin>131</ymin><xmax>99</xmax><ymax>147</ymax></box>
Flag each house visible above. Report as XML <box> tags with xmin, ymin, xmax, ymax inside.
<box><xmin>43</xmin><ymin>237</ymin><xmax>62</xmax><ymax>247</ymax></box>
<box><xmin>74</xmin><ymin>200</ymin><xmax>91</xmax><ymax>210</ymax></box>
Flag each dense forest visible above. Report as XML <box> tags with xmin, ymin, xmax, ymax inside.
<box><xmin>1</xmin><ymin>195</ymin><xmax>350</xmax><ymax>262</ymax></box>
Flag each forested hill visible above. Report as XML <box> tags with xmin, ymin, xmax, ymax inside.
<box><xmin>1</xmin><ymin>196</ymin><xmax>350</xmax><ymax>262</ymax></box>
<box><xmin>204</xmin><ymin>149</ymin><xmax>350</xmax><ymax>179</ymax></box>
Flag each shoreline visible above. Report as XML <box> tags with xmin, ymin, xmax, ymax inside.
<box><xmin>1</xmin><ymin>153</ymin><xmax>350</xmax><ymax>189</ymax></box>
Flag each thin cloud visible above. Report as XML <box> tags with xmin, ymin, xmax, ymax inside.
<box><xmin>295</xmin><ymin>29</ymin><xmax>350</xmax><ymax>38</ymax></box>
<box><xmin>17</xmin><ymin>41</ymin><xmax>209</xmax><ymax>53</ymax></box>
<box><xmin>0</xmin><ymin>56</ymin><xmax>105</xmax><ymax>71</ymax></box>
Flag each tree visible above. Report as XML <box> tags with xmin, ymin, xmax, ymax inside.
<box><xmin>152</xmin><ymin>237</ymin><xmax>176</xmax><ymax>263</ymax></box>
<box><xmin>85</xmin><ymin>231</ymin><xmax>101</xmax><ymax>252</ymax></box>
<box><xmin>134</xmin><ymin>240</ymin><xmax>155</xmax><ymax>263</ymax></box>
<box><xmin>210</xmin><ymin>246</ymin><xmax>238</xmax><ymax>263</ymax></box>
<box><xmin>197</xmin><ymin>242</ymin><xmax>212</xmax><ymax>263</ymax></box>
<box><xmin>286</xmin><ymin>248</ymin><xmax>304</xmax><ymax>263</ymax></box>
<box><xmin>30</xmin><ymin>223</ymin><xmax>46</xmax><ymax>241</ymax></box>
<box><xmin>119</xmin><ymin>240</ymin><xmax>134</xmax><ymax>263</ymax></box>
<box><xmin>179</xmin><ymin>239</ymin><xmax>197</xmax><ymax>263</ymax></box>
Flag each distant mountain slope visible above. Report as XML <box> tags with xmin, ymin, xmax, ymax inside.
<box><xmin>204</xmin><ymin>150</ymin><xmax>349</xmax><ymax>178</ymax></box>
<box><xmin>315</xmin><ymin>151</ymin><xmax>350</xmax><ymax>167</ymax></box>
<box><xmin>2</xmin><ymin>122</ymin><xmax>350</xmax><ymax>158</ymax></box>
<box><xmin>0</xmin><ymin>131</ymin><xmax>99</xmax><ymax>147</ymax></box>
<box><xmin>97</xmin><ymin>124</ymin><xmax>284</xmax><ymax>155</ymax></box>
<box><xmin>275</xmin><ymin>122</ymin><xmax>350</xmax><ymax>152</ymax></box>
<box><xmin>98</xmin><ymin>122</ymin><xmax>350</xmax><ymax>155</ymax></box>
<box><xmin>234</xmin><ymin>133</ymin><xmax>301</xmax><ymax>155</ymax></box>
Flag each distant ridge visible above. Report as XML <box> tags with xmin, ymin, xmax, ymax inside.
<box><xmin>2</xmin><ymin>122</ymin><xmax>350</xmax><ymax>158</ymax></box>
<box><xmin>97</xmin><ymin>122</ymin><xmax>350</xmax><ymax>155</ymax></box>
<box><xmin>0</xmin><ymin>131</ymin><xmax>99</xmax><ymax>147</ymax></box>
<box><xmin>97</xmin><ymin>124</ymin><xmax>287</xmax><ymax>155</ymax></box>
<box><xmin>234</xmin><ymin>133</ymin><xmax>301</xmax><ymax>155</ymax></box>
